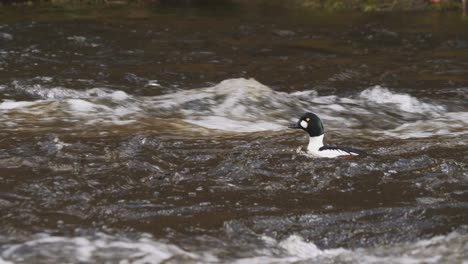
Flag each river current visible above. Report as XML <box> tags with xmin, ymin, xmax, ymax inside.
<box><xmin>0</xmin><ymin>4</ymin><xmax>467</xmax><ymax>263</ymax></box>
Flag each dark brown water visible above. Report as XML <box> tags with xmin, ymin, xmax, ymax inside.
<box><xmin>0</xmin><ymin>5</ymin><xmax>467</xmax><ymax>263</ymax></box>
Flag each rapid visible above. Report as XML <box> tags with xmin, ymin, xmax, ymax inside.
<box><xmin>0</xmin><ymin>4</ymin><xmax>467</xmax><ymax>263</ymax></box>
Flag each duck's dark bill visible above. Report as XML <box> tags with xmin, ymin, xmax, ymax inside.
<box><xmin>288</xmin><ymin>123</ymin><xmax>301</xmax><ymax>129</ymax></box>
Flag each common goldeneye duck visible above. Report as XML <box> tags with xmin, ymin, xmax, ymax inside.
<box><xmin>289</xmin><ymin>112</ymin><xmax>365</xmax><ymax>158</ymax></box>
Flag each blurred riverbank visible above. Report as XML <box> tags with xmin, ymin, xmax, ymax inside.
<box><xmin>0</xmin><ymin>0</ymin><xmax>464</xmax><ymax>12</ymax></box>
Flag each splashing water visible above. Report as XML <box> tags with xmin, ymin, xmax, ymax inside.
<box><xmin>1</xmin><ymin>232</ymin><xmax>466</xmax><ymax>264</ymax></box>
<box><xmin>1</xmin><ymin>78</ymin><xmax>466</xmax><ymax>138</ymax></box>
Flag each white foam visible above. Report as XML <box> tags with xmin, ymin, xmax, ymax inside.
<box><xmin>278</xmin><ymin>235</ymin><xmax>346</xmax><ymax>258</ymax></box>
<box><xmin>0</xmin><ymin>233</ymin><xmax>208</xmax><ymax>264</ymax></box>
<box><xmin>359</xmin><ymin>85</ymin><xmax>445</xmax><ymax>114</ymax></box>
<box><xmin>64</xmin><ymin>99</ymin><xmax>137</xmax><ymax>125</ymax></box>
<box><xmin>146</xmin><ymin>78</ymin><xmax>298</xmax><ymax>132</ymax></box>
<box><xmin>0</xmin><ymin>100</ymin><xmax>39</xmax><ymax>110</ymax></box>
<box><xmin>233</xmin><ymin>232</ymin><xmax>467</xmax><ymax>264</ymax></box>
<box><xmin>3</xmin><ymin>78</ymin><xmax>466</xmax><ymax>138</ymax></box>
<box><xmin>382</xmin><ymin>112</ymin><xmax>468</xmax><ymax>138</ymax></box>
<box><xmin>11</xmin><ymin>82</ymin><xmax>123</xmax><ymax>100</ymax></box>
<box><xmin>234</xmin><ymin>235</ymin><xmax>347</xmax><ymax>264</ymax></box>
<box><xmin>1</xmin><ymin>232</ymin><xmax>466</xmax><ymax>263</ymax></box>
<box><xmin>146</xmin><ymin>80</ymin><xmax>161</xmax><ymax>87</ymax></box>
<box><xmin>67</xmin><ymin>99</ymin><xmax>104</xmax><ymax>112</ymax></box>
<box><xmin>109</xmin><ymin>90</ymin><xmax>129</xmax><ymax>101</ymax></box>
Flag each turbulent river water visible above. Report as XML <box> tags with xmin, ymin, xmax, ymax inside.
<box><xmin>0</xmin><ymin>4</ymin><xmax>467</xmax><ymax>263</ymax></box>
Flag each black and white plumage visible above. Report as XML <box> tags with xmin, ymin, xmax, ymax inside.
<box><xmin>289</xmin><ymin>112</ymin><xmax>364</xmax><ymax>158</ymax></box>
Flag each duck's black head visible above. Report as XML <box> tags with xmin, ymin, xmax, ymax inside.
<box><xmin>289</xmin><ymin>112</ymin><xmax>324</xmax><ymax>137</ymax></box>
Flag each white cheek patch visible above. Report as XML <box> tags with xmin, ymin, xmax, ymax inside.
<box><xmin>300</xmin><ymin>120</ymin><xmax>308</xmax><ymax>129</ymax></box>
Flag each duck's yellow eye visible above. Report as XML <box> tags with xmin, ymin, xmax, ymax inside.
<box><xmin>305</xmin><ymin>118</ymin><xmax>310</xmax><ymax>122</ymax></box>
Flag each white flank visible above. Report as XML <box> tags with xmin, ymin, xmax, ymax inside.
<box><xmin>307</xmin><ymin>135</ymin><xmax>356</xmax><ymax>158</ymax></box>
